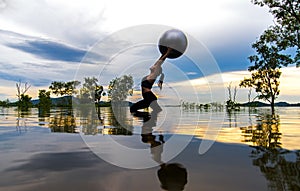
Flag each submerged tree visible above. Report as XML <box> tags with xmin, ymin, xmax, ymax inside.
<box><xmin>226</xmin><ymin>82</ymin><xmax>239</xmax><ymax>110</ymax></box>
<box><xmin>240</xmin><ymin>68</ymin><xmax>281</xmax><ymax>114</ymax></box>
<box><xmin>16</xmin><ymin>81</ymin><xmax>32</xmax><ymax>110</ymax></box>
<box><xmin>38</xmin><ymin>89</ymin><xmax>51</xmax><ymax>116</ymax></box>
<box><xmin>18</xmin><ymin>94</ymin><xmax>32</xmax><ymax>110</ymax></box>
<box><xmin>79</xmin><ymin>77</ymin><xmax>104</xmax><ymax>104</ymax></box>
<box><xmin>240</xmin><ymin>31</ymin><xmax>293</xmax><ymax>114</ymax></box>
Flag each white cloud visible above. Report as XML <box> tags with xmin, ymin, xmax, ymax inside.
<box><xmin>0</xmin><ymin>0</ymin><xmax>273</xmax><ymax>49</ymax></box>
<box><xmin>2</xmin><ymin>0</ymin><xmax>298</xmax><ymax>104</ymax></box>
<box><xmin>168</xmin><ymin>67</ymin><xmax>300</xmax><ymax>104</ymax></box>
<box><xmin>0</xmin><ymin>0</ymin><xmax>107</xmax><ymax>48</ymax></box>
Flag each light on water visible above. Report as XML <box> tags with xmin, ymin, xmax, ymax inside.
<box><xmin>0</xmin><ymin>106</ymin><xmax>300</xmax><ymax>190</ymax></box>
<box><xmin>1</xmin><ymin>106</ymin><xmax>300</xmax><ymax>150</ymax></box>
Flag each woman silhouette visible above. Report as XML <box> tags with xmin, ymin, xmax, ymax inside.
<box><xmin>130</xmin><ymin>48</ymin><xmax>172</xmax><ymax>113</ymax></box>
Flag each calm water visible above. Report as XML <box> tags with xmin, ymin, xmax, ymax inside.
<box><xmin>0</xmin><ymin>106</ymin><xmax>299</xmax><ymax>191</ymax></box>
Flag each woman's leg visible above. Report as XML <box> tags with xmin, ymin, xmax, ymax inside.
<box><xmin>130</xmin><ymin>99</ymin><xmax>149</xmax><ymax>113</ymax></box>
<box><xmin>130</xmin><ymin>91</ymin><xmax>157</xmax><ymax>113</ymax></box>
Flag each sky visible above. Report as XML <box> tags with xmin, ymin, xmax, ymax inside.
<box><xmin>0</xmin><ymin>0</ymin><xmax>299</xmax><ymax>103</ymax></box>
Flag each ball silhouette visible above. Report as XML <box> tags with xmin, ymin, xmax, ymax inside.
<box><xmin>158</xmin><ymin>29</ymin><xmax>188</xmax><ymax>59</ymax></box>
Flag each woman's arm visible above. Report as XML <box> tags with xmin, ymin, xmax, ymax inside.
<box><xmin>154</xmin><ymin>47</ymin><xmax>172</xmax><ymax>67</ymax></box>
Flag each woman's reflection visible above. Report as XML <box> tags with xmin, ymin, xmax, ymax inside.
<box><xmin>138</xmin><ymin>106</ymin><xmax>188</xmax><ymax>191</ymax></box>
<box><xmin>140</xmin><ymin>110</ymin><xmax>164</xmax><ymax>164</ymax></box>
<box><xmin>158</xmin><ymin>163</ymin><xmax>188</xmax><ymax>191</ymax></box>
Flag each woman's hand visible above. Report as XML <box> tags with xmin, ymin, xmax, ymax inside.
<box><xmin>158</xmin><ymin>81</ymin><xmax>163</xmax><ymax>90</ymax></box>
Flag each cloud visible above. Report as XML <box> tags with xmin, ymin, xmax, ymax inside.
<box><xmin>167</xmin><ymin>67</ymin><xmax>300</xmax><ymax>104</ymax></box>
<box><xmin>0</xmin><ymin>30</ymin><xmax>94</xmax><ymax>101</ymax></box>
<box><xmin>7</xmin><ymin>40</ymin><xmax>87</xmax><ymax>62</ymax></box>
<box><xmin>0</xmin><ymin>0</ymin><xmax>7</xmax><ymax>9</ymax></box>
<box><xmin>0</xmin><ymin>0</ymin><xmax>106</xmax><ymax>48</ymax></box>
<box><xmin>1</xmin><ymin>0</ymin><xmax>298</xmax><ymax>104</ymax></box>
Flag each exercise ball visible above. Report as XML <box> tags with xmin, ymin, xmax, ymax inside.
<box><xmin>158</xmin><ymin>29</ymin><xmax>188</xmax><ymax>59</ymax></box>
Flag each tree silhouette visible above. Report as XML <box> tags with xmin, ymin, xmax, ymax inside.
<box><xmin>108</xmin><ymin>75</ymin><xmax>133</xmax><ymax>102</ymax></box>
<box><xmin>240</xmin><ymin>32</ymin><xmax>293</xmax><ymax>114</ymax></box>
<box><xmin>252</xmin><ymin>0</ymin><xmax>300</xmax><ymax>67</ymax></box>
<box><xmin>49</xmin><ymin>81</ymin><xmax>80</xmax><ymax>96</ymax></box>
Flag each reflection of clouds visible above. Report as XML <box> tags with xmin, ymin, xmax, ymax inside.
<box><xmin>5</xmin><ymin>151</ymin><xmax>100</xmax><ymax>172</ymax></box>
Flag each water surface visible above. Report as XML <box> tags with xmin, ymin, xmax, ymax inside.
<box><xmin>0</xmin><ymin>106</ymin><xmax>299</xmax><ymax>191</ymax></box>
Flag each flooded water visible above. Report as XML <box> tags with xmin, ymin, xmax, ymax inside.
<box><xmin>0</xmin><ymin>106</ymin><xmax>299</xmax><ymax>191</ymax></box>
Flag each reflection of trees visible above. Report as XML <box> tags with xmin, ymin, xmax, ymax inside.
<box><xmin>49</xmin><ymin>109</ymin><xmax>77</xmax><ymax>133</ymax></box>
<box><xmin>109</xmin><ymin>103</ymin><xmax>133</xmax><ymax>135</ymax></box>
<box><xmin>251</xmin><ymin>147</ymin><xmax>300</xmax><ymax>190</ymax></box>
<box><xmin>241</xmin><ymin>114</ymin><xmax>281</xmax><ymax>149</ymax></box>
<box><xmin>79</xmin><ymin>106</ymin><xmax>132</xmax><ymax>135</ymax></box>
<box><xmin>226</xmin><ymin>109</ymin><xmax>238</xmax><ymax>128</ymax></box>
<box><xmin>16</xmin><ymin>110</ymin><xmax>31</xmax><ymax>133</ymax></box>
<box><xmin>79</xmin><ymin>105</ymin><xmax>102</xmax><ymax>135</ymax></box>
<box><xmin>245</xmin><ymin>113</ymin><xmax>300</xmax><ymax>190</ymax></box>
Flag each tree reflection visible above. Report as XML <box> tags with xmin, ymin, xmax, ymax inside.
<box><xmin>251</xmin><ymin>146</ymin><xmax>300</xmax><ymax>190</ymax></box>
<box><xmin>79</xmin><ymin>105</ymin><xmax>133</xmax><ymax>135</ymax></box>
<box><xmin>241</xmin><ymin>114</ymin><xmax>281</xmax><ymax>148</ymax></box>
<box><xmin>49</xmin><ymin>109</ymin><xmax>78</xmax><ymax>133</ymax></box>
<box><xmin>245</xmin><ymin>113</ymin><xmax>300</xmax><ymax>190</ymax></box>
<box><xmin>78</xmin><ymin>105</ymin><xmax>103</xmax><ymax>135</ymax></box>
<box><xmin>16</xmin><ymin>109</ymin><xmax>31</xmax><ymax>133</ymax></box>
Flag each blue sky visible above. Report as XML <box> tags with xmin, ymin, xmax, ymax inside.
<box><xmin>0</xmin><ymin>0</ymin><xmax>299</xmax><ymax>103</ymax></box>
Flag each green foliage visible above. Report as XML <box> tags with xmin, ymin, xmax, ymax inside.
<box><xmin>241</xmin><ymin>20</ymin><xmax>295</xmax><ymax>114</ymax></box>
<box><xmin>249</xmin><ymin>30</ymin><xmax>294</xmax><ymax>70</ymax></box>
<box><xmin>18</xmin><ymin>94</ymin><xmax>32</xmax><ymax>110</ymax></box>
<box><xmin>64</xmin><ymin>81</ymin><xmax>81</xmax><ymax>95</ymax></box>
<box><xmin>108</xmin><ymin>75</ymin><xmax>133</xmax><ymax>101</ymax></box>
<box><xmin>49</xmin><ymin>81</ymin><xmax>80</xmax><ymax>96</ymax></box>
<box><xmin>80</xmin><ymin>77</ymin><xmax>99</xmax><ymax>102</ymax></box>
<box><xmin>0</xmin><ymin>99</ymin><xmax>10</xmax><ymax>107</ymax></box>
<box><xmin>38</xmin><ymin>89</ymin><xmax>51</xmax><ymax>108</ymax></box>
<box><xmin>240</xmin><ymin>68</ymin><xmax>281</xmax><ymax>102</ymax></box>
<box><xmin>252</xmin><ymin>0</ymin><xmax>300</xmax><ymax>65</ymax></box>
<box><xmin>38</xmin><ymin>89</ymin><xmax>51</xmax><ymax>116</ymax></box>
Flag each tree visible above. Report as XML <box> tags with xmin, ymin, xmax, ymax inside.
<box><xmin>18</xmin><ymin>94</ymin><xmax>32</xmax><ymax>110</ymax></box>
<box><xmin>108</xmin><ymin>75</ymin><xmax>133</xmax><ymax>102</ymax></box>
<box><xmin>38</xmin><ymin>89</ymin><xmax>51</xmax><ymax>112</ymax></box>
<box><xmin>64</xmin><ymin>81</ymin><xmax>81</xmax><ymax>96</ymax></box>
<box><xmin>16</xmin><ymin>81</ymin><xmax>31</xmax><ymax>101</ymax></box>
<box><xmin>38</xmin><ymin>90</ymin><xmax>51</xmax><ymax>106</ymax></box>
<box><xmin>226</xmin><ymin>82</ymin><xmax>239</xmax><ymax>110</ymax></box>
<box><xmin>80</xmin><ymin>77</ymin><xmax>98</xmax><ymax>101</ymax></box>
<box><xmin>49</xmin><ymin>81</ymin><xmax>65</xmax><ymax>96</ymax></box>
<box><xmin>49</xmin><ymin>81</ymin><xmax>80</xmax><ymax>96</ymax></box>
<box><xmin>16</xmin><ymin>81</ymin><xmax>32</xmax><ymax>110</ymax></box>
<box><xmin>0</xmin><ymin>99</ymin><xmax>10</xmax><ymax>107</ymax></box>
<box><xmin>240</xmin><ymin>68</ymin><xmax>281</xmax><ymax>114</ymax></box>
<box><xmin>252</xmin><ymin>0</ymin><xmax>300</xmax><ymax>66</ymax></box>
<box><xmin>240</xmin><ymin>24</ymin><xmax>293</xmax><ymax>114</ymax></box>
